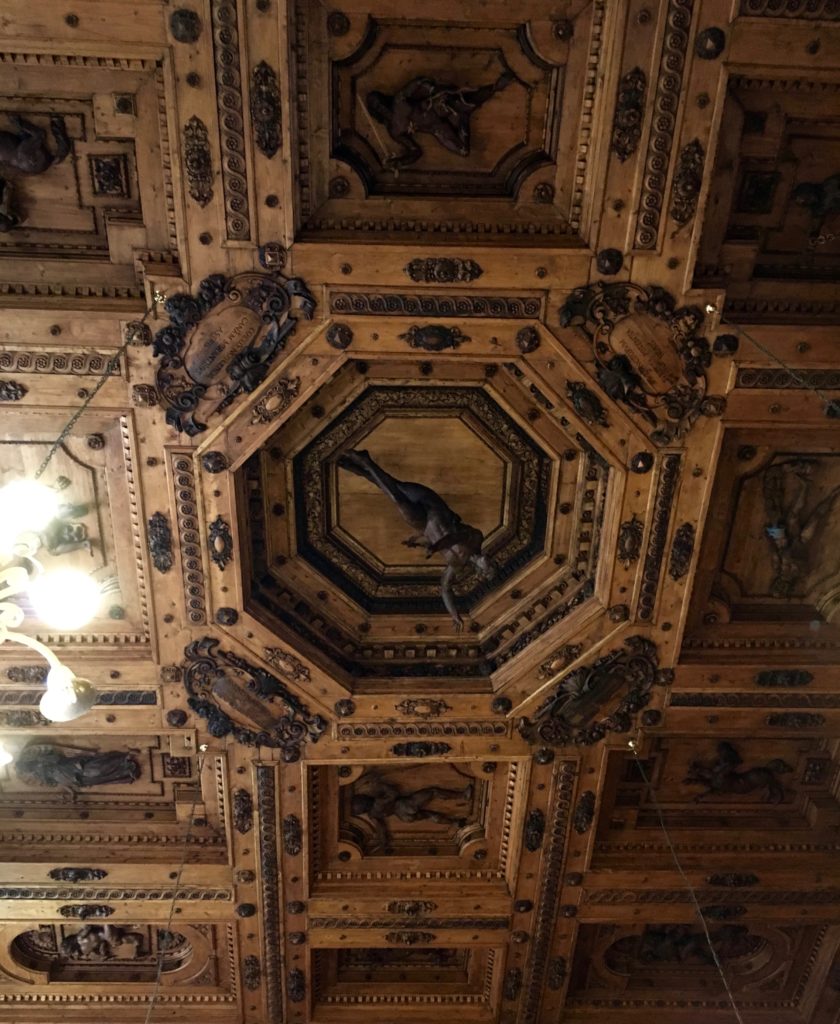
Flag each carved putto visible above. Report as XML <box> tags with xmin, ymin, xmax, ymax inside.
<box><xmin>15</xmin><ymin>745</ymin><xmax>141</xmax><ymax>794</ymax></box>
<box><xmin>683</xmin><ymin>741</ymin><xmax>793</xmax><ymax>804</ymax></box>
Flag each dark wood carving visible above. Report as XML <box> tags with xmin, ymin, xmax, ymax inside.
<box><xmin>618</xmin><ymin>514</ymin><xmax>644</xmax><ymax>567</ymax></box>
<box><xmin>283</xmin><ymin>814</ymin><xmax>302</xmax><ymax>856</ymax></box>
<box><xmin>208</xmin><ymin>515</ymin><xmax>233</xmax><ymax>570</ymax></box>
<box><xmin>250</xmin><ymin>61</ymin><xmax>281</xmax><ymax>158</ymax></box>
<box><xmin>668</xmin><ymin>522</ymin><xmax>695</xmax><ymax>580</ymax></box>
<box><xmin>684</xmin><ymin>742</ymin><xmax>793</xmax><ymax>803</ymax></box>
<box><xmin>573</xmin><ymin>791</ymin><xmax>595</xmax><ymax>834</ymax></box>
<box><xmin>147</xmin><ymin>512</ymin><xmax>173</xmax><ymax>573</ymax></box>
<box><xmin>399</xmin><ymin>324</ymin><xmax>470</xmax><ymax>351</ymax></box>
<box><xmin>183</xmin><ymin>116</ymin><xmax>213</xmax><ymax>207</ymax></box>
<box><xmin>669</xmin><ymin>139</ymin><xmax>705</xmax><ymax>226</ymax></box>
<box><xmin>232</xmin><ymin>788</ymin><xmax>253</xmax><ymax>834</ymax></box>
<box><xmin>0</xmin><ymin>380</ymin><xmax>27</xmax><ymax>400</ymax></box>
<box><xmin>15</xmin><ymin>746</ymin><xmax>141</xmax><ymax>792</ymax></box>
<box><xmin>611</xmin><ymin>67</ymin><xmax>646</xmax><ymax>162</ymax></box>
<box><xmin>404</xmin><ymin>258</ymin><xmax>482</xmax><ymax>283</ymax></box>
<box><xmin>524</xmin><ymin>809</ymin><xmax>545</xmax><ymax>852</ymax></box>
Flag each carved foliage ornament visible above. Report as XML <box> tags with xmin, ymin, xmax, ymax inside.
<box><xmin>611</xmin><ymin>67</ymin><xmax>646</xmax><ymax>162</ymax></box>
<box><xmin>669</xmin><ymin>139</ymin><xmax>705</xmax><ymax>226</ymax></box>
<box><xmin>524</xmin><ymin>809</ymin><xmax>546</xmax><ymax>851</ymax></box>
<box><xmin>181</xmin><ymin>637</ymin><xmax>325</xmax><ymax>761</ymax></box>
<box><xmin>399</xmin><ymin>324</ymin><xmax>470</xmax><ymax>352</ymax></box>
<box><xmin>183</xmin><ymin>116</ymin><xmax>213</xmax><ymax>207</ymax></box>
<box><xmin>250</xmin><ymin>61</ymin><xmax>281</xmax><ymax>159</ymax></box>
<box><xmin>618</xmin><ymin>514</ymin><xmax>644</xmax><ymax>568</ymax></box>
<box><xmin>208</xmin><ymin>516</ymin><xmax>233</xmax><ymax>570</ymax></box>
<box><xmin>250</xmin><ymin>375</ymin><xmax>300</xmax><ymax>424</ymax></box>
<box><xmin>404</xmin><ymin>258</ymin><xmax>483</xmax><ymax>284</ymax></box>
<box><xmin>0</xmin><ymin>380</ymin><xmax>27</xmax><ymax>401</ymax></box>
<box><xmin>147</xmin><ymin>512</ymin><xmax>173</xmax><ymax>573</ymax></box>
<box><xmin>232</xmin><ymin>788</ymin><xmax>253</xmax><ymax>834</ymax></box>
<box><xmin>559</xmin><ymin>282</ymin><xmax>724</xmax><ymax>446</ymax></box>
<box><xmin>518</xmin><ymin>635</ymin><xmax>673</xmax><ymax>748</ymax></box>
<box><xmin>668</xmin><ymin>522</ymin><xmax>695</xmax><ymax>580</ymax></box>
<box><xmin>152</xmin><ymin>271</ymin><xmax>314</xmax><ymax>435</ymax></box>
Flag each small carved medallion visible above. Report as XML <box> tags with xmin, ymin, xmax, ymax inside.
<box><xmin>326</xmin><ymin>323</ymin><xmax>353</xmax><ymax>350</ymax></box>
<box><xmin>611</xmin><ymin>67</ymin><xmax>646</xmax><ymax>162</ymax></box>
<box><xmin>89</xmin><ymin>154</ymin><xmax>130</xmax><ymax>197</ymax></box>
<box><xmin>208</xmin><ymin>516</ymin><xmax>233</xmax><ymax>570</ymax></box>
<box><xmin>670</xmin><ymin>139</ymin><xmax>705</xmax><ymax>226</ymax></box>
<box><xmin>131</xmin><ymin>384</ymin><xmax>158</xmax><ymax>407</ymax></box>
<box><xmin>695</xmin><ymin>27</ymin><xmax>726</xmax><ymax>60</ymax></box>
<box><xmin>183</xmin><ymin>115</ymin><xmax>213</xmax><ymax>207</ymax></box>
<box><xmin>404</xmin><ymin>258</ymin><xmax>483</xmax><ymax>283</ymax></box>
<box><xmin>399</xmin><ymin>325</ymin><xmax>470</xmax><ymax>352</ymax></box>
<box><xmin>566</xmin><ymin>381</ymin><xmax>609</xmax><ymax>427</ymax></box>
<box><xmin>250</xmin><ymin>62</ymin><xmax>281</xmax><ymax>158</ymax></box>
<box><xmin>596</xmin><ymin>248</ymin><xmax>623</xmax><ymax>275</ymax></box>
<box><xmin>618</xmin><ymin>514</ymin><xmax>644</xmax><ymax>568</ymax></box>
<box><xmin>148</xmin><ymin>512</ymin><xmax>174</xmax><ymax>573</ymax></box>
<box><xmin>251</xmin><ymin>375</ymin><xmax>300</xmax><ymax>425</ymax></box>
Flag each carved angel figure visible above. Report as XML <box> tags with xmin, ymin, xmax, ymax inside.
<box><xmin>15</xmin><ymin>744</ymin><xmax>141</xmax><ymax>795</ymax></box>
<box><xmin>338</xmin><ymin>448</ymin><xmax>496</xmax><ymax>630</ymax></box>
<box><xmin>365</xmin><ymin>72</ymin><xmax>514</xmax><ymax>169</ymax></box>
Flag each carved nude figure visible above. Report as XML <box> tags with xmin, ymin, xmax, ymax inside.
<box><xmin>351</xmin><ymin>774</ymin><xmax>473</xmax><ymax>851</ymax></box>
<box><xmin>365</xmin><ymin>72</ymin><xmax>514</xmax><ymax>169</ymax></box>
<box><xmin>762</xmin><ymin>459</ymin><xmax>840</xmax><ymax>598</ymax></box>
<box><xmin>683</xmin><ymin>741</ymin><xmax>793</xmax><ymax>804</ymax></box>
<box><xmin>338</xmin><ymin>448</ymin><xmax>496</xmax><ymax>630</ymax></box>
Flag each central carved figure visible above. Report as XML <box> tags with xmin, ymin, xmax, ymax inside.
<box><xmin>338</xmin><ymin>448</ymin><xmax>495</xmax><ymax>630</ymax></box>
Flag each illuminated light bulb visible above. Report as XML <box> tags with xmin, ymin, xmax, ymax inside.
<box><xmin>0</xmin><ymin>742</ymin><xmax>13</xmax><ymax>768</ymax></box>
<box><xmin>0</xmin><ymin>480</ymin><xmax>61</xmax><ymax>551</ymax></box>
<box><xmin>28</xmin><ymin>569</ymin><xmax>101</xmax><ymax>630</ymax></box>
<box><xmin>39</xmin><ymin>663</ymin><xmax>97</xmax><ymax>723</ymax></box>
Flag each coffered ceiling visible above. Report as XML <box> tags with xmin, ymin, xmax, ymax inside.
<box><xmin>0</xmin><ymin>2</ymin><xmax>840</xmax><ymax>1023</ymax></box>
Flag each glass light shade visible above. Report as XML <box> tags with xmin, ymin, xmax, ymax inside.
<box><xmin>0</xmin><ymin>742</ymin><xmax>13</xmax><ymax>768</ymax></box>
<box><xmin>40</xmin><ymin>664</ymin><xmax>98</xmax><ymax>722</ymax></box>
<box><xmin>28</xmin><ymin>569</ymin><xmax>101</xmax><ymax>630</ymax></box>
<box><xmin>0</xmin><ymin>480</ymin><xmax>61</xmax><ymax>550</ymax></box>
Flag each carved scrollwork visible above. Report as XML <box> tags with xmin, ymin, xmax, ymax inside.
<box><xmin>181</xmin><ymin>636</ymin><xmax>325</xmax><ymax>761</ymax></box>
<box><xmin>287</xmin><ymin>968</ymin><xmax>305</xmax><ymax>1002</ymax></box>
<box><xmin>519</xmin><ymin>636</ymin><xmax>673</xmax><ymax>749</ymax></box>
<box><xmin>669</xmin><ymin>139</ymin><xmax>705</xmax><ymax>226</ymax></box>
<box><xmin>559</xmin><ymin>282</ymin><xmax>722</xmax><ymax>446</ymax></box>
<box><xmin>183</xmin><ymin>116</ymin><xmax>213</xmax><ymax>207</ymax></box>
<box><xmin>283</xmin><ymin>814</ymin><xmax>302</xmax><ymax>856</ymax></box>
<box><xmin>385</xmin><ymin>931</ymin><xmax>436</xmax><ymax>945</ymax></box>
<box><xmin>611</xmin><ymin>67</ymin><xmax>646</xmax><ymax>162</ymax></box>
<box><xmin>668</xmin><ymin>522</ymin><xmax>695</xmax><ymax>580</ymax></box>
<box><xmin>147</xmin><ymin>512</ymin><xmax>173</xmax><ymax>573</ymax></box>
<box><xmin>399</xmin><ymin>324</ymin><xmax>470</xmax><ymax>352</ymax></box>
<box><xmin>0</xmin><ymin>379</ymin><xmax>27</xmax><ymax>401</ymax></box>
<box><xmin>617</xmin><ymin>514</ymin><xmax>644</xmax><ymax>568</ymax></box>
<box><xmin>232</xmin><ymin>788</ymin><xmax>253</xmax><ymax>834</ymax></box>
<box><xmin>573</xmin><ymin>790</ymin><xmax>595</xmax><ymax>834</ymax></box>
<box><xmin>404</xmin><ymin>258</ymin><xmax>483</xmax><ymax>283</ymax></box>
<box><xmin>250</xmin><ymin>61</ymin><xmax>281</xmax><ymax>159</ymax></box>
<box><xmin>208</xmin><ymin>516</ymin><xmax>233</xmax><ymax>570</ymax></box>
<box><xmin>152</xmin><ymin>271</ymin><xmax>314</xmax><ymax>436</ymax></box>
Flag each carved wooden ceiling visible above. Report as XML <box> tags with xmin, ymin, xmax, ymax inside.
<box><xmin>0</xmin><ymin>2</ymin><xmax>840</xmax><ymax>1024</ymax></box>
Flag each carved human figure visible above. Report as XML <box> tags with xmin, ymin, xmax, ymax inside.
<box><xmin>792</xmin><ymin>172</ymin><xmax>840</xmax><ymax>240</ymax></box>
<box><xmin>0</xmin><ymin>114</ymin><xmax>70</xmax><ymax>175</ymax></box>
<box><xmin>338</xmin><ymin>448</ymin><xmax>496</xmax><ymax>630</ymax></box>
<box><xmin>59</xmin><ymin>925</ymin><xmax>141</xmax><ymax>961</ymax></box>
<box><xmin>41</xmin><ymin>504</ymin><xmax>91</xmax><ymax>556</ymax></box>
<box><xmin>15</xmin><ymin>744</ymin><xmax>141</xmax><ymax>795</ymax></box>
<box><xmin>683</xmin><ymin>741</ymin><xmax>792</xmax><ymax>804</ymax></box>
<box><xmin>351</xmin><ymin>775</ymin><xmax>473</xmax><ymax>850</ymax></box>
<box><xmin>365</xmin><ymin>72</ymin><xmax>514</xmax><ymax>169</ymax></box>
<box><xmin>762</xmin><ymin>459</ymin><xmax>840</xmax><ymax>598</ymax></box>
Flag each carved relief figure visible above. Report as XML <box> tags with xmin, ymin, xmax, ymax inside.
<box><xmin>683</xmin><ymin>741</ymin><xmax>792</xmax><ymax>804</ymax></box>
<box><xmin>15</xmin><ymin>744</ymin><xmax>141</xmax><ymax>795</ymax></box>
<box><xmin>762</xmin><ymin>459</ymin><xmax>840</xmax><ymax>598</ymax></box>
<box><xmin>338</xmin><ymin>449</ymin><xmax>496</xmax><ymax>630</ymax></box>
<box><xmin>607</xmin><ymin>924</ymin><xmax>763</xmax><ymax>969</ymax></box>
<box><xmin>60</xmin><ymin>925</ymin><xmax>142</xmax><ymax>961</ymax></box>
<box><xmin>351</xmin><ymin>772</ymin><xmax>473</xmax><ymax>852</ymax></box>
<box><xmin>0</xmin><ymin>114</ymin><xmax>71</xmax><ymax>232</ymax></box>
<box><xmin>792</xmin><ymin>172</ymin><xmax>840</xmax><ymax>242</ymax></box>
<box><xmin>365</xmin><ymin>72</ymin><xmax>513</xmax><ymax>169</ymax></box>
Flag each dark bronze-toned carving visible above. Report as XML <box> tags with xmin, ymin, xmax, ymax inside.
<box><xmin>596</xmin><ymin>248</ymin><xmax>623</xmax><ymax>275</ymax></box>
<box><xmin>754</xmin><ymin>669</ymin><xmax>813</xmax><ymax>687</ymax></box>
<box><xmin>670</xmin><ymin>139</ymin><xmax>705</xmax><ymax>226</ymax></box>
<box><xmin>607</xmin><ymin>924</ymin><xmax>762</xmax><ymax>967</ymax></box>
<box><xmin>287</xmin><ymin>968</ymin><xmax>305</xmax><ymax>1002</ymax></box>
<box><xmin>16</xmin><ymin>745</ymin><xmax>141</xmax><ymax>794</ymax></box>
<box><xmin>0</xmin><ymin>709</ymin><xmax>47</xmax><ymax>726</ymax></box>
<box><xmin>334</xmin><ymin>699</ymin><xmax>355</xmax><ymax>718</ymax></box>
<box><xmin>398</xmin><ymin>324</ymin><xmax>470</xmax><ymax>352</ymax></box>
<box><xmin>148</xmin><ymin>512</ymin><xmax>173</xmax><ymax>573</ymax></box>
<box><xmin>668</xmin><ymin>522</ymin><xmax>695</xmax><ymax>580</ymax></box>
<box><xmin>339</xmin><ymin>449</ymin><xmax>495</xmax><ymax>629</ymax></box>
<box><xmin>547</xmin><ymin>956</ymin><xmax>567</xmax><ymax>990</ymax></box>
<box><xmin>326</xmin><ymin>323</ymin><xmax>353</xmax><ymax>350</ymax></box>
<box><xmin>326</xmin><ymin>9</ymin><xmax>349</xmax><ymax>34</ymax></box>
<box><xmin>519</xmin><ymin>636</ymin><xmax>673</xmax><ymax>749</ymax></box>
<box><xmin>332</xmin><ymin>292</ymin><xmax>540</xmax><ymax>318</ymax></box>
<box><xmin>208</xmin><ymin>516</ymin><xmax>233</xmax><ymax>570</ymax></box>
<box><xmin>58</xmin><ymin>923</ymin><xmax>147</xmax><ymax>959</ymax></box>
<box><xmin>242</xmin><ymin>954</ymin><xmax>261</xmax><ymax>990</ymax></box>
<box><xmin>250</xmin><ymin>61</ymin><xmax>281</xmax><ymax>158</ymax></box>
<box><xmin>392</xmin><ymin>742</ymin><xmax>452</xmax><ymax>757</ymax></box>
<box><xmin>202</xmin><ymin>450</ymin><xmax>227</xmax><ymax>474</ymax></box>
<box><xmin>132</xmin><ymin>384</ymin><xmax>158</xmax><ymax>407</ymax></box>
<box><xmin>516</xmin><ymin>326</ymin><xmax>540</xmax><ymax>354</ymax></box>
<box><xmin>48</xmin><ymin>868</ymin><xmax>108</xmax><ymax>882</ymax></box>
<box><xmin>365</xmin><ymin>72</ymin><xmax>513</xmax><ymax>168</ymax></box>
<box><xmin>524</xmin><ymin>809</ymin><xmax>545</xmax><ymax>852</ymax></box>
<box><xmin>566</xmin><ymin>381</ymin><xmax>609</xmax><ymax>427</ymax></box>
<box><xmin>404</xmin><ymin>258</ymin><xmax>483</xmax><ymax>283</ymax></box>
<box><xmin>762</xmin><ymin>459</ymin><xmax>840</xmax><ymax>598</ymax></box>
<box><xmin>232</xmin><ymin>788</ymin><xmax>253</xmax><ymax>834</ymax></box>
<box><xmin>504</xmin><ymin>967</ymin><xmax>523</xmax><ymax>1000</ymax></box>
<box><xmin>684</xmin><ymin>741</ymin><xmax>793</xmax><ymax>803</ymax></box>
<box><xmin>250</xmin><ymin>375</ymin><xmax>300</xmax><ymax>424</ymax></box>
<box><xmin>385</xmin><ymin>931</ymin><xmax>436</xmax><ymax>945</ymax></box>
<box><xmin>182</xmin><ymin>637</ymin><xmax>325</xmax><ymax>760</ymax></box>
<box><xmin>394</xmin><ymin>698</ymin><xmax>451</xmax><ymax>718</ymax></box>
<box><xmin>611</xmin><ymin>67</ymin><xmax>646</xmax><ymax>162</ymax></box>
<box><xmin>351</xmin><ymin>774</ymin><xmax>473</xmax><ymax>851</ymax></box>
<box><xmin>183</xmin><ymin>115</ymin><xmax>213</xmax><ymax>207</ymax></box>
<box><xmin>573</xmin><ymin>790</ymin><xmax>595</xmax><ymax>834</ymax></box>
<box><xmin>631</xmin><ymin>452</ymin><xmax>654</xmax><ymax>474</ymax></box>
<box><xmin>618</xmin><ymin>514</ymin><xmax>644</xmax><ymax>568</ymax></box>
<box><xmin>215</xmin><ymin>607</ymin><xmax>238</xmax><ymax>626</ymax></box>
<box><xmin>695</xmin><ymin>26</ymin><xmax>726</xmax><ymax>59</ymax></box>
<box><xmin>0</xmin><ymin>113</ymin><xmax>69</xmax><ymax>180</ymax></box>
<box><xmin>170</xmin><ymin>8</ymin><xmax>201</xmax><ymax>41</ymax></box>
<box><xmin>153</xmin><ymin>272</ymin><xmax>314</xmax><ymax>436</ymax></box>
<box><xmin>283</xmin><ymin>814</ymin><xmax>302</xmax><ymax>856</ymax></box>
<box><xmin>59</xmin><ymin>905</ymin><xmax>115</xmax><ymax>920</ymax></box>
<box><xmin>386</xmin><ymin>900</ymin><xmax>436</xmax><ymax>915</ymax></box>
<box><xmin>0</xmin><ymin>380</ymin><xmax>27</xmax><ymax>401</ymax></box>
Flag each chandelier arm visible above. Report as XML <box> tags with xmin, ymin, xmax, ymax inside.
<box><xmin>0</xmin><ymin>628</ymin><xmax>63</xmax><ymax>671</ymax></box>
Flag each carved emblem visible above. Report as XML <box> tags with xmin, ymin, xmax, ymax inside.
<box><xmin>566</xmin><ymin>381</ymin><xmax>609</xmax><ymax>427</ymax></box>
<box><xmin>242</xmin><ymin>954</ymin><xmax>261</xmax><ymax>990</ymax></box>
<box><xmin>250</xmin><ymin>61</ymin><xmax>281</xmax><ymax>158</ymax></box>
<box><xmin>754</xmin><ymin>669</ymin><xmax>813</xmax><ymax>687</ymax></box>
<box><xmin>668</xmin><ymin>522</ymin><xmax>695</xmax><ymax>580</ymax></box>
<box><xmin>524</xmin><ymin>809</ymin><xmax>545</xmax><ymax>851</ymax></box>
<box><xmin>0</xmin><ymin>380</ymin><xmax>27</xmax><ymax>401</ymax></box>
<box><xmin>669</xmin><ymin>139</ymin><xmax>705</xmax><ymax>226</ymax></box>
<box><xmin>385</xmin><ymin>931</ymin><xmax>436</xmax><ymax>945</ymax></box>
<box><xmin>596</xmin><ymin>248</ymin><xmax>623</xmax><ymax>275</ymax></box>
<box><xmin>617</xmin><ymin>514</ymin><xmax>644</xmax><ymax>568</ymax></box>
<box><xmin>519</xmin><ymin>636</ymin><xmax>673</xmax><ymax>748</ymax></box>
<box><xmin>684</xmin><ymin>741</ymin><xmax>793</xmax><ymax>803</ymax></box>
<box><xmin>334</xmin><ymin>699</ymin><xmax>355</xmax><ymax>718</ymax></box>
<box><xmin>232</xmin><ymin>788</ymin><xmax>253</xmax><ymax>834</ymax></box>
<box><xmin>386</xmin><ymin>900</ymin><xmax>437</xmax><ymax>915</ymax></box>
<box><xmin>560</xmin><ymin>282</ymin><xmax>723</xmax><ymax>446</ymax></box>
<box><xmin>147</xmin><ymin>512</ymin><xmax>173</xmax><ymax>573</ymax></box>
<box><xmin>183</xmin><ymin>115</ymin><xmax>213</xmax><ymax>207</ymax></box>
<box><xmin>573</xmin><ymin>790</ymin><xmax>595</xmax><ymax>834</ymax></box>
<box><xmin>59</xmin><ymin>905</ymin><xmax>114</xmax><ymax>919</ymax></box>
<box><xmin>208</xmin><ymin>516</ymin><xmax>233</xmax><ymax>570</ymax></box>
<box><xmin>394</xmin><ymin>698</ymin><xmax>451</xmax><ymax>718</ymax></box>
<box><xmin>398</xmin><ymin>324</ymin><xmax>470</xmax><ymax>352</ymax></box>
<box><xmin>404</xmin><ymin>258</ymin><xmax>483</xmax><ymax>283</ymax></box>
<box><xmin>263</xmin><ymin>647</ymin><xmax>310</xmax><ymax>684</ymax></box>
<box><xmin>391</xmin><ymin>742</ymin><xmax>452</xmax><ymax>757</ymax></box>
<box><xmin>611</xmin><ymin>67</ymin><xmax>646</xmax><ymax>162</ymax></box>
<box><xmin>516</xmin><ymin>326</ymin><xmax>540</xmax><ymax>353</ymax></box>
<box><xmin>88</xmin><ymin>154</ymin><xmax>130</xmax><ymax>197</ymax></box>
<box><xmin>766</xmin><ymin>712</ymin><xmax>825</xmax><ymax>728</ymax></box>
<box><xmin>152</xmin><ymin>271</ymin><xmax>314</xmax><ymax>435</ymax></box>
<box><xmin>326</xmin><ymin>323</ymin><xmax>353</xmax><ymax>350</ymax></box>
<box><xmin>131</xmin><ymin>384</ymin><xmax>158</xmax><ymax>407</ymax></box>
<box><xmin>283</xmin><ymin>814</ymin><xmax>302</xmax><ymax>856</ymax></box>
<box><xmin>250</xmin><ymin>375</ymin><xmax>300</xmax><ymax>425</ymax></box>
<box><xmin>48</xmin><ymin>868</ymin><xmax>108</xmax><ymax>882</ymax></box>
<box><xmin>181</xmin><ymin>636</ymin><xmax>326</xmax><ymax>761</ymax></box>
<box><xmin>695</xmin><ymin>26</ymin><xmax>726</xmax><ymax>59</ymax></box>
